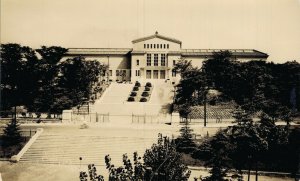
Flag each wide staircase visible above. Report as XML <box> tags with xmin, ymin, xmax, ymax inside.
<box><xmin>92</xmin><ymin>82</ymin><xmax>174</xmax><ymax>116</ymax></box>
<box><xmin>20</xmin><ymin>129</ymin><xmax>157</xmax><ymax>166</ymax></box>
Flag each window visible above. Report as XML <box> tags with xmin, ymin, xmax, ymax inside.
<box><xmin>161</xmin><ymin>54</ymin><xmax>166</xmax><ymax>66</ymax></box>
<box><xmin>147</xmin><ymin>54</ymin><xmax>151</xmax><ymax>66</ymax></box>
<box><xmin>164</xmin><ymin>44</ymin><xmax>166</xmax><ymax>49</ymax></box>
<box><xmin>136</xmin><ymin>59</ymin><xmax>139</xmax><ymax>66</ymax></box>
<box><xmin>147</xmin><ymin>44</ymin><xmax>149</xmax><ymax>48</ymax></box>
<box><xmin>153</xmin><ymin>70</ymin><xmax>158</xmax><ymax>79</ymax></box>
<box><xmin>154</xmin><ymin>54</ymin><xmax>158</xmax><ymax>66</ymax></box>
<box><xmin>109</xmin><ymin>70</ymin><xmax>112</xmax><ymax>76</ymax></box>
<box><xmin>116</xmin><ymin>70</ymin><xmax>119</xmax><ymax>76</ymax></box>
<box><xmin>154</xmin><ymin>44</ymin><xmax>156</xmax><ymax>48</ymax></box>
<box><xmin>173</xmin><ymin>60</ymin><xmax>176</xmax><ymax>66</ymax></box>
<box><xmin>167</xmin><ymin>44</ymin><xmax>169</xmax><ymax>49</ymax></box>
<box><xmin>150</xmin><ymin>44</ymin><xmax>152</xmax><ymax>48</ymax></box>
<box><xmin>144</xmin><ymin>44</ymin><xmax>146</xmax><ymax>48</ymax></box>
<box><xmin>136</xmin><ymin>70</ymin><xmax>140</xmax><ymax>76</ymax></box>
<box><xmin>157</xmin><ymin>44</ymin><xmax>159</xmax><ymax>48</ymax></box>
<box><xmin>160</xmin><ymin>44</ymin><xmax>162</xmax><ymax>49</ymax></box>
<box><xmin>146</xmin><ymin>70</ymin><xmax>151</xmax><ymax>79</ymax></box>
<box><xmin>172</xmin><ymin>69</ymin><xmax>176</xmax><ymax>77</ymax></box>
<box><xmin>160</xmin><ymin>70</ymin><xmax>165</xmax><ymax>79</ymax></box>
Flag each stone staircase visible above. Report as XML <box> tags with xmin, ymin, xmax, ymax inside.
<box><xmin>20</xmin><ymin>131</ymin><xmax>156</xmax><ymax>166</ymax></box>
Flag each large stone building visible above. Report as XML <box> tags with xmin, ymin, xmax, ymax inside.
<box><xmin>64</xmin><ymin>32</ymin><xmax>268</xmax><ymax>83</ymax></box>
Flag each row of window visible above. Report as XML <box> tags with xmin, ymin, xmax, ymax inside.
<box><xmin>146</xmin><ymin>54</ymin><xmax>166</xmax><ymax>66</ymax></box>
<box><xmin>110</xmin><ymin>69</ymin><xmax>176</xmax><ymax>77</ymax></box>
<box><xmin>144</xmin><ymin>44</ymin><xmax>169</xmax><ymax>49</ymax></box>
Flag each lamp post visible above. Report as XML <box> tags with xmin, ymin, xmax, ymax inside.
<box><xmin>107</xmin><ymin>55</ymin><xmax>110</xmax><ymax>83</ymax></box>
<box><xmin>203</xmin><ymin>87</ymin><xmax>208</xmax><ymax>127</ymax></box>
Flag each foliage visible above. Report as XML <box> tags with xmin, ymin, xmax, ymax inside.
<box><xmin>1</xmin><ymin>44</ymin><xmax>107</xmax><ymax>114</ymax></box>
<box><xmin>128</xmin><ymin>97</ymin><xmax>135</xmax><ymax>102</ymax></box>
<box><xmin>1</xmin><ymin>119</ymin><xmax>22</xmax><ymax>148</ymax></box>
<box><xmin>133</xmin><ymin>86</ymin><xmax>139</xmax><ymax>91</ymax></box>
<box><xmin>193</xmin><ymin>113</ymin><xmax>298</xmax><ymax>180</ymax></box>
<box><xmin>79</xmin><ymin>164</ymin><xmax>104</xmax><ymax>181</ymax></box>
<box><xmin>176</xmin><ymin>118</ymin><xmax>197</xmax><ymax>153</ymax></box>
<box><xmin>141</xmin><ymin>92</ymin><xmax>149</xmax><ymax>97</ymax></box>
<box><xmin>174</xmin><ymin>51</ymin><xmax>299</xmax><ymax>125</ymax></box>
<box><xmin>144</xmin><ymin>87</ymin><xmax>150</xmax><ymax>91</ymax></box>
<box><xmin>135</xmin><ymin>81</ymin><xmax>141</xmax><ymax>87</ymax></box>
<box><xmin>143</xmin><ymin>133</ymin><xmax>191</xmax><ymax>181</ymax></box>
<box><xmin>145</xmin><ymin>82</ymin><xmax>152</xmax><ymax>87</ymax></box>
<box><xmin>130</xmin><ymin>92</ymin><xmax>137</xmax><ymax>97</ymax></box>
<box><xmin>80</xmin><ymin>134</ymin><xmax>191</xmax><ymax>181</ymax></box>
<box><xmin>139</xmin><ymin>98</ymin><xmax>147</xmax><ymax>102</ymax></box>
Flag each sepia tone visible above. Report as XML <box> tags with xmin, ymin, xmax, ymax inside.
<box><xmin>1</xmin><ymin>0</ymin><xmax>300</xmax><ymax>181</ymax></box>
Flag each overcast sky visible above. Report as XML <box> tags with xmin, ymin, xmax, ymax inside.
<box><xmin>1</xmin><ymin>0</ymin><xmax>300</xmax><ymax>63</ymax></box>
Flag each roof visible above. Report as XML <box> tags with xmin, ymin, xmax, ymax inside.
<box><xmin>132</xmin><ymin>32</ymin><xmax>182</xmax><ymax>44</ymax></box>
<box><xmin>178</xmin><ymin>49</ymin><xmax>268</xmax><ymax>58</ymax></box>
<box><xmin>66</xmin><ymin>48</ymin><xmax>132</xmax><ymax>56</ymax></box>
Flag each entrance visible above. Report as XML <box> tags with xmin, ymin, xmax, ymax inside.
<box><xmin>160</xmin><ymin>70</ymin><xmax>165</xmax><ymax>79</ymax></box>
<box><xmin>146</xmin><ymin>70</ymin><xmax>151</xmax><ymax>79</ymax></box>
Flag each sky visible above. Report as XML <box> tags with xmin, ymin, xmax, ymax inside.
<box><xmin>1</xmin><ymin>0</ymin><xmax>300</xmax><ymax>63</ymax></box>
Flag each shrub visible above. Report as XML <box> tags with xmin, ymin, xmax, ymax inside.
<box><xmin>135</xmin><ymin>81</ymin><xmax>141</xmax><ymax>87</ymax></box>
<box><xmin>142</xmin><ymin>92</ymin><xmax>149</xmax><ymax>97</ymax></box>
<box><xmin>140</xmin><ymin>98</ymin><xmax>147</xmax><ymax>102</ymax></box>
<box><xmin>127</xmin><ymin>97</ymin><xmax>135</xmax><ymax>102</ymax></box>
<box><xmin>146</xmin><ymin>82</ymin><xmax>152</xmax><ymax>87</ymax></box>
<box><xmin>133</xmin><ymin>86</ymin><xmax>139</xmax><ymax>91</ymax></box>
<box><xmin>130</xmin><ymin>92</ymin><xmax>137</xmax><ymax>97</ymax></box>
<box><xmin>144</xmin><ymin>87</ymin><xmax>150</xmax><ymax>91</ymax></box>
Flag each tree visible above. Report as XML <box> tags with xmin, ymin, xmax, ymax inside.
<box><xmin>80</xmin><ymin>134</ymin><xmax>191</xmax><ymax>181</ymax></box>
<box><xmin>143</xmin><ymin>133</ymin><xmax>191</xmax><ymax>181</ymax></box>
<box><xmin>1</xmin><ymin>44</ymin><xmax>39</xmax><ymax>116</ymax></box>
<box><xmin>1</xmin><ymin>119</ymin><xmax>22</xmax><ymax>148</ymax></box>
<box><xmin>176</xmin><ymin>118</ymin><xmax>197</xmax><ymax>153</ymax></box>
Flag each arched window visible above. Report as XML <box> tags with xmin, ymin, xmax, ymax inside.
<box><xmin>136</xmin><ymin>59</ymin><xmax>139</xmax><ymax>66</ymax></box>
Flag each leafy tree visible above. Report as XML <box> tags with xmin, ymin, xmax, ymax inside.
<box><xmin>1</xmin><ymin>44</ymin><xmax>39</xmax><ymax>114</ymax></box>
<box><xmin>143</xmin><ymin>133</ymin><xmax>191</xmax><ymax>181</ymax></box>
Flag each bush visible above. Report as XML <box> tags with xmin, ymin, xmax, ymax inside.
<box><xmin>144</xmin><ymin>87</ymin><xmax>150</xmax><ymax>91</ymax></box>
<box><xmin>130</xmin><ymin>92</ymin><xmax>137</xmax><ymax>97</ymax></box>
<box><xmin>135</xmin><ymin>81</ymin><xmax>141</xmax><ymax>87</ymax></box>
<box><xmin>133</xmin><ymin>86</ymin><xmax>139</xmax><ymax>91</ymax></box>
<box><xmin>142</xmin><ymin>92</ymin><xmax>149</xmax><ymax>97</ymax></box>
<box><xmin>140</xmin><ymin>98</ymin><xmax>147</xmax><ymax>102</ymax></box>
<box><xmin>127</xmin><ymin>97</ymin><xmax>135</xmax><ymax>102</ymax></box>
<box><xmin>146</xmin><ymin>82</ymin><xmax>152</xmax><ymax>87</ymax></box>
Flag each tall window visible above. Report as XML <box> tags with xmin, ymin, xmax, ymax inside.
<box><xmin>157</xmin><ymin>44</ymin><xmax>159</xmax><ymax>48</ymax></box>
<box><xmin>147</xmin><ymin>44</ymin><xmax>149</xmax><ymax>48</ymax></box>
<box><xmin>160</xmin><ymin>44</ymin><xmax>162</xmax><ymax>49</ymax></box>
<box><xmin>136</xmin><ymin>59</ymin><xmax>139</xmax><ymax>66</ymax></box>
<box><xmin>136</xmin><ymin>70</ymin><xmax>140</xmax><ymax>76</ymax></box>
<box><xmin>164</xmin><ymin>44</ymin><xmax>166</xmax><ymax>49</ymax></box>
<box><xmin>109</xmin><ymin>70</ymin><xmax>112</xmax><ymax>76</ymax></box>
<box><xmin>154</xmin><ymin>44</ymin><xmax>156</xmax><ymax>48</ymax></box>
<box><xmin>172</xmin><ymin>69</ymin><xmax>176</xmax><ymax>77</ymax></box>
<box><xmin>167</xmin><ymin>44</ymin><xmax>169</xmax><ymax>49</ymax></box>
<box><xmin>147</xmin><ymin>54</ymin><xmax>151</xmax><ymax>66</ymax></box>
<box><xmin>144</xmin><ymin>44</ymin><xmax>146</xmax><ymax>48</ymax></box>
<box><xmin>150</xmin><ymin>44</ymin><xmax>152</xmax><ymax>48</ymax></box>
<box><xmin>116</xmin><ymin>70</ymin><xmax>119</xmax><ymax>76</ymax></box>
<box><xmin>173</xmin><ymin>60</ymin><xmax>176</xmax><ymax>66</ymax></box>
<box><xmin>154</xmin><ymin>54</ymin><xmax>158</xmax><ymax>66</ymax></box>
<box><xmin>161</xmin><ymin>54</ymin><xmax>166</xmax><ymax>66</ymax></box>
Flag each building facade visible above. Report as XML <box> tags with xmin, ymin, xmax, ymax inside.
<box><xmin>64</xmin><ymin>32</ymin><xmax>268</xmax><ymax>83</ymax></box>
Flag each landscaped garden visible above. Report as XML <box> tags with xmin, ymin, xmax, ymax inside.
<box><xmin>127</xmin><ymin>81</ymin><xmax>153</xmax><ymax>102</ymax></box>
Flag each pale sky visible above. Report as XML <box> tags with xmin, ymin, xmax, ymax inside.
<box><xmin>1</xmin><ymin>0</ymin><xmax>300</xmax><ymax>63</ymax></box>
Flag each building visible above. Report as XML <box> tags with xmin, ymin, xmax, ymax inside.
<box><xmin>64</xmin><ymin>32</ymin><xmax>268</xmax><ymax>83</ymax></box>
